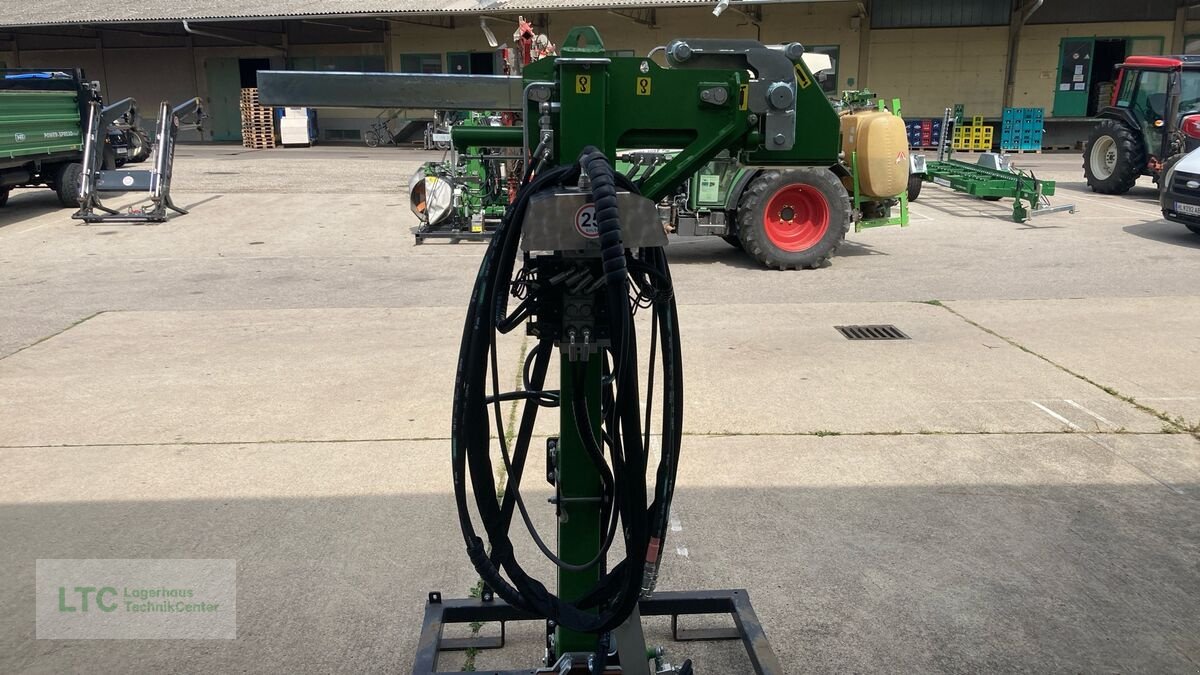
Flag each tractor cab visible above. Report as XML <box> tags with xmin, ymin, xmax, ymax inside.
<box><xmin>1084</xmin><ymin>55</ymin><xmax>1200</xmax><ymax>194</ymax></box>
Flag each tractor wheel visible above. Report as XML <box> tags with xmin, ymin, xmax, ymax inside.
<box><xmin>720</xmin><ymin>234</ymin><xmax>743</xmax><ymax>250</ymax></box>
<box><xmin>128</xmin><ymin>130</ymin><xmax>152</xmax><ymax>163</ymax></box>
<box><xmin>1083</xmin><ymin>119</ymin><xmax>1145</xmax><ymax>194</ymax></box>
<box><xmin>0</xmin><ymin>187</ymin><xmax>9</xmax><ymax>207</ymax></box>
<box><xmin>737</xmin><ymin>168</ymin><xmax>850</xmax><ymax>270</ymax></box>
<box><xmin>906</xmin><ymin>173</ymin><xmax>923</xmax><ymax>202</ymax></box>
<box><xmin>54</xmin><ymin>163</ymin><xmax>83</xmax><ymax>207</ymax></box>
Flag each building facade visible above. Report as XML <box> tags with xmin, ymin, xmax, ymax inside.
<box><xmin>3</xmin><ymin>0</ymin><xmax>1199</xmax><ymax>143</ymax></box>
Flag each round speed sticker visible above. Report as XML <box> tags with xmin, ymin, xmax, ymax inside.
<box><xmin>122</xmin><ymin>175</ymin><xmax>135</xmax><ymax>187</ymax></box>
<box><xmin>575</xmin><ymin>203</ymin><xmax>599</xmax><ymax>239</ymax></box>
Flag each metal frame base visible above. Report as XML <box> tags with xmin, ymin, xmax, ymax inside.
<box><xmin>413</xmin><ymin>228</ymin><xmax>495</xmax><ymax>244</ymax></box>
<box><xmin>73</xmin><ymin>198</ymin><xmax>187</xmax><ymax>224</ymax></box>
<box><xmin>413</xmin><ymin>589</ymin><xmax>783</xmax><ymax>675</ymax></box>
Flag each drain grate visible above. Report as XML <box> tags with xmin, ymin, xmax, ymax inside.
<box><xmin>835</xmin><ymin>325</ymin><xmax>910</xmax><ymax>340</ymax></box>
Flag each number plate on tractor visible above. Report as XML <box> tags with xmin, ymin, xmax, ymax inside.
<box><xmin>1175</xmin><ymin>202</ymin><xmax>1200</xmax><ymax>216</ymax></box>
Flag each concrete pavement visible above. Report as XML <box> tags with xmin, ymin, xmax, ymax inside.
<box><xmin>1</xmin><ymin>145</ymin><xmax>1198</xmax><ymax>673</ymax></box>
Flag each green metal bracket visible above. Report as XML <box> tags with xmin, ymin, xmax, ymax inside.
<box><xmin>560</xmin><ymin>26</ymin><xmax>606</xmax><ymax>54</ymax></box>
<box><xmin>850</xmin><ymin>150</ymin><xmax>909</xmax><ymax>231</ymax></box>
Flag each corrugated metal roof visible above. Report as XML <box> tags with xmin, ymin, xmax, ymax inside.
<box><xmin>870</xmin><ymin>0</ymin><xmax>1010</xmax><ymax>29</ymax></box>
<box><xmin>0</xmin><ymin>0</ymin><xmax>822</xmax><ymax>28</ymax></box>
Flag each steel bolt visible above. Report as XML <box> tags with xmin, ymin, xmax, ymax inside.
<box><xmin>773</xmin><ymin>133</ymin><xmax>786</xmax><ymax>145</ymax></box>
<box><xmin>784</xmin><ymin>42</ymin><xmax>805</xmax><ymax>61</ymax></box>
<box><xmin>669</xmin><ymin>41</ymin><xmax>692</xmax><ymax>62</ymax></box>
<box><xmin>767</xmin><ymin>82</ymin><xmax>795</xmax><ymax>109</ymax></box>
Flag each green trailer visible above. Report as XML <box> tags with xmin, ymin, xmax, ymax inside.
<box><xmin>0</xmin><ymin>69</ymin><xmax>94</xmax><ymax>207</ymax></box>
<box><xmin>911</xmin><ymin>107</ymin><xmax>1075</xmax><ymax>222</ymax></box>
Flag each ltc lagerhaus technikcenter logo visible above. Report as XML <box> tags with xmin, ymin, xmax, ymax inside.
<box><xmin>36</xmin><ymin>559</ymin><xmax>236</xmax><ymax>639</ymax></box>
<box><xmin>56</xmin><ymin>584</ymin><xmax>222</xmax><ymax>613</ymax></box>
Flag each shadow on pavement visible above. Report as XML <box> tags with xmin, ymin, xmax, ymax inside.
<box><xmin>664</xmin><ymin>236</ymin><xmax>884</xmax><ymax>269</ymax></box>
<box><xmin>1124</xmin><ymin>219</ymin><xmax>1200</xmax><ymax>249</ymax></box>
<box><xmin>914</xmin><ymin>189</ymin><xmax>1018</xmax><ymax>222</ymax></box>
<box><xmin>835</xmin><ymin>240</ymin><xmax>887</xmax><ymax>257</ymax></box>
<box><xmin>665</xmin><ymin>238</ymin><xmax>760</xmax><ymax>269</ymax></box>
<box><xmin>0</xmin><ymin>190</ymin><xmax>71</xmax><ymax>229</ymax></box>
<box><xmin>2</xmin><ymin>482</ymin><xmax>1197</xmax><ymax>673</ymax></box>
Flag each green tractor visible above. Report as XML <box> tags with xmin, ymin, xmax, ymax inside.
<box><xmin>407</xmin><ymin>68</ymin><xmax>915</xmax><ymax>269</ymax></box>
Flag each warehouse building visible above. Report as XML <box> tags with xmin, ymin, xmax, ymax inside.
<box><xmin>3</xmin><ymin>0</ymin><xmax>1200</xmax><ymax>144</ymax></box>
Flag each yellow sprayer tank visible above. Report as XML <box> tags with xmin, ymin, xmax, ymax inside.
<box><xmin>840</xmin><ymin>111</ymin><xmax>910</xmax><ymax>198</ymax></box>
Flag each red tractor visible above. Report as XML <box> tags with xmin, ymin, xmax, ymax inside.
<box><xmin>1083</xmin><ymin>55</ymin><xmax>1200</xmax><ymax>193</ymax></box>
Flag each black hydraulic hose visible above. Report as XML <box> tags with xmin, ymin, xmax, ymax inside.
<box><xmin>450</xmin><ymin>147</ymin><xmax>684</xmax><ymax>635</ymax></box>
<box><xmin>571</xmin><ymin>362</ymin><xmax>617</xmax><ymax>499</ymax></box>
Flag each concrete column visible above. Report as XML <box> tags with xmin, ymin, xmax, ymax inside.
<box><xmin>1003</xmin><ymin>0</ymin><xmax>1042</xmax><ymax>109</ymax></box>
<box><xmin>1172</xmin><ymin>2</ymin><xmax>1187</xmax><ymax>54</ymax></box>
<box><xmin>383</xmin><ymin>19</ymin><xmax>395</xmax><ymax>71</ymax></box>
<box><xmin>856</xmin><ymin>2</ymin><xmax>870</xmax><ymax>89</ymax></box>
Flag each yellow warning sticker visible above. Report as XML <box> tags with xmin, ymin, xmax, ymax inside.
<box><xmin>794</xmin><ymin>65</ymin><xmax>812</xmax><ymax>90</ymax></box>
<box><xmin>575</xmin><ymin>74</ymin><xmax>592</xmax><ymax>94</ymax></box>
<box><xmin>636</xmin><ymin>77</ymin><xmax>652</xmax><ymax>96</ymax></box>
<box><xmin>738</xmin><ymin>84</ymin><xmax>749</xmax><ymax>111</ymax></box>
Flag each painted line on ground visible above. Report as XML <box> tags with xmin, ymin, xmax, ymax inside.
<box><xmin>1066</xmin><ymin>192</ymin><xmax>1160</xmax><ymax>217</ymax></box>
<box><xmin>1028</xmin><ymin>400</ymin><xmax>1082</xmax><ymax>431</ymax></box>
<box><xmin>1063</xmin><ymin>399</ymin><xmax>1116</xmax><ymax>428</ymax></box>
<box><xmin>905</xmin><ymin>206</ymin><xmax>936</xmax><ymax>222</ymax></box>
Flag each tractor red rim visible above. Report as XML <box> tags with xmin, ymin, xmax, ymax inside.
<box><xmin>763</xmin><ymin>183</ymin><xmax>830</xmax><ymax>252</ymax></box>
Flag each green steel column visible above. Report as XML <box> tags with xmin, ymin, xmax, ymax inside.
<box><xmin>553</xmin><ymin>30</ymin><xmax>611</xmax><ymax>659</ymax></box>
<box><xmin>557</xmin><ymin>49</ymin><xmax>610</xmax><ymax>159</ymax></box>
<box><xmin>556</xmin><ymin>353</ymin><xmax>604</xmax><ymax>656</ymax></box>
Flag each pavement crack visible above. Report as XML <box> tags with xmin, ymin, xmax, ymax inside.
<box><xmin>1080</xmin><ymin>433</ymin><xmax>1189</xmax><ymax>496</ymax></box>
<box><xmin>0</xmin><ymin>310</ymin><xmax>108</xmax><ymax>362</ymax></box>
<box><xmin>927</xmin><ymin>300</ymin><xmax>1200</xmax><ymax>439</ymax></box>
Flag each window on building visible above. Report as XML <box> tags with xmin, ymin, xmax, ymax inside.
<box><xmin>286</xmin><ymin>55</ymin><xmax>386</xmax><ymax>72</ymax></box>
<box><xmin>325</xmin><ymin>128</ymin><xmax>362</xmax><ymax>141</ymax></box>
<box><xmin>807</xmin><ymin>45</ymin><xmax>840</xmax><ymax>95</ymax></box>
<box><xmin>445</xmin><ymin>52</ymin><xmax>497</xmax><ymax>75</ymax></box>
<box><xmin>400</xmin><ymin>54</ymin><xmax>442</xmax><ymax>74</ymax></box>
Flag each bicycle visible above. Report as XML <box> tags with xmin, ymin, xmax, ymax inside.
<box><xmin>364</xmin><ymin>110</ymin><xmax>402</xmax><ymax>147</ymax></box>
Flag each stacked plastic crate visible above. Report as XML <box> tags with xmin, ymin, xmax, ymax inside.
<box><xmin>952</xmin><ymin>115</ymin><xmax>994</xmax><ymax>151</ymax></box>
<box><xmin>1000</xmin><ymin>107</ymin><xmax>1044</xmax><ymax>152</ymax></box>
<box><xmin>905</xmin><ymin>118</ymin><xmax>944</xmax><ymax>149</ymax></box>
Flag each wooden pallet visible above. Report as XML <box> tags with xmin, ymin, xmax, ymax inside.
<box><xmin>242</xmin><ymin>138</ymin><xmax>276</xmax><ymax>149</ymax></box>
<box><xmin>1000</xmin><ymin>148</ymin><xmax>1043</xmax><ymax>154</ymax></box>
